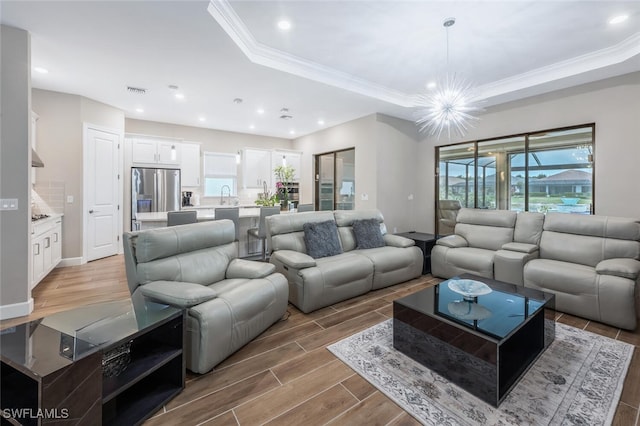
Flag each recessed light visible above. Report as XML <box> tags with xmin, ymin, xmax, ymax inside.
<box><xmin>175</xmin><ymin>93</ymin><xmax>185</xmax><ymax>100</ymax></box>
<box><xmin>289</xmin><ymin>130</ymin><xmax>295</xmax><ymax>135</ymax></box>
<box><xmin>318</xmin><ymin>119</ymin><xmax>325</xmax><ymax>125</ymax></box>
<box><xmin>198</xmin><ymin>116</ymin><xmax>206</xmax><ymax>122</ymax></box>
<box><xmin>257</xmin><ymin>108</ymin><xmax>265</xmax><ymax>115</ymax></box>
<box><xmin>249</xmin><ymin>124</ymin><xmax>255</xmax><ymax>129</ymax></box>
<box><xmin>277</xmin><ymin>20</ymin><xmax>291</xmax><ymax>31</ymax></box>
<box><xmin>608</xmin><ymin>14</ymin><xmax>629</xmax><ymax>25</ymax></box>
<box><xmin>426</xmin><ymin>81</ymin><xmax>437</xmax><ymax>90</ymax></box>
<box><xmin>135</xmin><ymin>108</ymin><xmax>144</xmax><ymax>113</ymax></box>
<box><xmin>33</xmin><ymin>67</ymin><xmax>49</xmax><ymax>74</ymax></box>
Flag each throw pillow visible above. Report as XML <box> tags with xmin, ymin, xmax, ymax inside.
<box><xmin>352</xmin><ymin>219</ymin><xmax>385</xmax><ymax>249</ymax></box>
<box><xmin>303</xmin><ymin>220</ymin><xmax>343</xmax><ymax>259</ymax></box>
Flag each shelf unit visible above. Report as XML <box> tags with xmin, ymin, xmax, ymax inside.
<box><xmin>0</xmin><ymin>303</ymin><xmax>184</xmax><ymax>426</ymax></box>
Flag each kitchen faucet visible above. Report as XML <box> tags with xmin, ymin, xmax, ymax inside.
<box><xmin>220</xmin><ymin>185</ymin><xmax>231</xmax><ymax>205</ymax></box>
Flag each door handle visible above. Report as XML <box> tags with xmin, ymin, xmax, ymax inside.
<box><xmin>89</xmin><ymin>210</ymin><xmax>94</xmax><ymax>214</ymax></box>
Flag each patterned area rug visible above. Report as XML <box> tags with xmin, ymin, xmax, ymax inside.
<box><xmin>328</xmin><ymin>320</ymin><xmax>633</xmax><ymax>425</ymax></box>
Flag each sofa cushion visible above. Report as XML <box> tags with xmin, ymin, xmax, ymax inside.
<box><xmin>303</xmin><ymin>220</ymin><xmax>343</xmax><ymax>258</ymax></box>
<box><xmin>226</xmin><ymin>258</ymin><xmax>276</xmax><ymax>279</ymax></box>
<box><xmin>352</xmin><ymin>219</ymin><xmax>385</xmax><ymax>249</ymax></box>
<box><xmin>445</xmin><ymin>247</ymin><xmax>495</xmax><ymax>275</ymax></box>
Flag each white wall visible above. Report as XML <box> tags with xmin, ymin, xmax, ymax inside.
<box><xmin>416</xmin><ymin>72</ymin><xmax>640</xmax><ymax>233</ymax></box>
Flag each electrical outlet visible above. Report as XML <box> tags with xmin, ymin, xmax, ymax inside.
<box><xmin>408</xmin><ymin>194</ymin><xmax>414</xmax><ymax>200</ymax></box>
<box><xmin>0</xmin><ymin>198</ymin><xmax>18</xmax><ymax>210</ymax></box>
<box><xmin>67</xmin><ymin>195</ymin><xmax>74</xmax><ymax>204</ymax></box>
<box><xmin>361</xmin><ymin>193</ymin><xmax>369</xmax><ymax>201</ymax></box>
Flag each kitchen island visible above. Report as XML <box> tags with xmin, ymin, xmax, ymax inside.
<box><xmin>134</xmin><ymin>207</ymin><xmax>269</xmax><ymax>258</ymax></box>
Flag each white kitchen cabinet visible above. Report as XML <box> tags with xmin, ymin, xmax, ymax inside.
<box><xmin>272</xmin><ymin>150</ymin><xmax>302</xmax><ymax>182</ymax></box>
<box><xmin>31</xmin><ymin>216</ymin><xmax>63</xmax><ymax>289</ymax></box>
<box><xmin>181</xmin><ymin>143</ymin><xmax>201</xmax><ymax>187</ymax></box>
<box><xmin>243</xmin><ymin>148</ymin><xmax>272</xmax><ymax>189</ymax></box>
<box><xmin>131</xmin><ymin>138</ymin><xmax>181</xmax><ymax>166</ymax></box>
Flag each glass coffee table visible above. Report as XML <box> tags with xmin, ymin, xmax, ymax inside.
<box><xmin>393</xmin><ymin>274</ymin><xmax>555</xmax><ymax>407</ymax></box>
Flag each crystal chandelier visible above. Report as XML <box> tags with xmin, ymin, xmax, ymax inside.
<box><xmin>415</xmin><ymin>18</ymin><xmax>483</xmax><ymax>139</ymax></box>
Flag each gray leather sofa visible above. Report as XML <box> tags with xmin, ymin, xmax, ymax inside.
<box><xmin>524</xmin><ymin>213</ymin><xmax>640</xmax><ymax>330</ymax></box>
<box><xmin>266</xmin><ymin>210</ymin><xmax>423</xmax><ymax>313</ymax></box>
<box><xmin>431</xmin><ymin>208</ymin><xmax>640</xmax><ymax>330</ymax></box>
<box><xmin>123</xmin><ymin>220</ymin><xmax>288</xmax><ymax>374</ymax></box>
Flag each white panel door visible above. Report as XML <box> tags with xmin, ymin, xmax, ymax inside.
<box><xmin>86</xmin><ymin>127</ymin><xmax>120</xmax><ymax>261</ymax></box>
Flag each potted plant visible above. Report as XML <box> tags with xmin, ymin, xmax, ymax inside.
<box><xmin>273</xmin><ymin>165</ymin><xmax>296</xmax><ymax>209</ymax></box>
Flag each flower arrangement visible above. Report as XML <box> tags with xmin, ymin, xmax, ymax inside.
<box><xmin>274</xmin><ymin>165</ymin><xmax>296</xmax><ymax>205</ymax></box>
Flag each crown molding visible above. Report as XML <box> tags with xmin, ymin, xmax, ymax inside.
<box><xmin>207</xmin><ymin>0</ymin><xmax>414</xmax><ymax>107</ymax></box>
<box><xmin>209</xmin><ymin>0</ymin><xmax>640</xmax><ymax>109</ymax></box>
<box><xmin>475</xmin><ymin>32</ymin><xmax>640</xmax><ymax>102</ymax></box>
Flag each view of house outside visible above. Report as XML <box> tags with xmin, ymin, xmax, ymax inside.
<box><xmin>437</xmin><ymin>125</ymin><xmax>593</xmax><ymax>215</ymax></box>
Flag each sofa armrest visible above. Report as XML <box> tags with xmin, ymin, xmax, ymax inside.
<box><xmin>383</xmin><ymin>234</ymin><xmax>415</xmax><ymax>248</ymax></box>
<box><xmin>271</xmin><ymin>250</ymin><xmax>316</xmax><ymax>269</ymax></box>
<box><xmin>139</xmin><ymin>281</ymin><xmax>217</xmax><ymax>308</ymax></box>
<box><xmin>436</xmin><ymin>235</ymin><xmax>468</xmax><ymax>248</ymax></box>
<box><xmin>501</xmin><ymin>242</ymin><xmax>538</xmax><ymax>254</ymax></box>
<box><xmin>596</xmin><ymin>258</ymin><xmax>640</xmax><ymax>280</ymax></box>
<box><xmin>226</xmin><ymin>258</ymin><xmax>276</xmax><ymax>279</ymax></box>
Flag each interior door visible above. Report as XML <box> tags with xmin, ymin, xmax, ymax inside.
<box><xmin>85</xmin><ymin>126</ymin><xmax>120</xmax><ymax>262</ymax></box>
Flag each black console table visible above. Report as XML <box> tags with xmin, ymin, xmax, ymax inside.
<box><xmin>1</xmin><ymin>295</ymin><xmax>184</xmax><ymax>425</ymax></box>
<box><xmin>395</xmin><ymin>232</ymin><xmax>438</xmax><ymax>275</ymax></box>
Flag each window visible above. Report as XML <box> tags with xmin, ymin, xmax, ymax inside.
<box><xmin>315</xmin><ymin>148</ymin><xmax>355</xmax><ymax>211</ymax></box>
<box><xmin>436</xmin><ymin>124</ymin><xmax>594</xmax><ymax>233</ymax></box>
<box><xmin>203</xmin><ymin>152</ymin><xmax>237</xmax><ymax>197</ymax></box>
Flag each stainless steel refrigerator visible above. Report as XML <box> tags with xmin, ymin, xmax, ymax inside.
<box><xmin>131</xmin><ymin>167</ymin><xmax>181</xmax><ymax>230</ymax></box>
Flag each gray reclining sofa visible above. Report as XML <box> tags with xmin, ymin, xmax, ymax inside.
<box><xmin>123</xmin><ymin>220</ymin><xmax>289</xmax><ymax>374</ymax></box>
<box><xmin>431</xmin><ymin>208</ymin><xmax>640</xmax><ymax>330</ymax></box>
<box><xmin>266</xmin><ymin>209</ymin><xmax>423</xmax><ymax>313</ymax></box>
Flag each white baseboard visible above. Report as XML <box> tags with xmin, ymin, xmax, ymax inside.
<box><xmin>57</xmin><ymin>257</ymin><xmax>84</xmax><ymax>268</ymax></box>
<box><xmin>0</xmin><ymin>298</ymin><xmax>34</xmax><ymax>320</ymax></box>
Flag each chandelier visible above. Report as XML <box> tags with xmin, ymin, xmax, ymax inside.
<box><xmin>415</xmin><ymin>18</ymin><xmax>483</xmax><ymax>139</ymax></box>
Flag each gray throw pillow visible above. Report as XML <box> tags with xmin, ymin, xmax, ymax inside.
<box><xmin>353</xmin><ymin>219</ymin><xmax>385</xmax><ymax>249</ymax></box>
<box><xmin>303</xmin><ymin>220</ymin><xmax>343</xmax><ymax>259</ymax></box>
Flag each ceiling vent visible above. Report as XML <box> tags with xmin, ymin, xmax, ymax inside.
<box><xmin>127</xmin><ymin>86</ymin><xmax>147</xmax><ymax>95</ymax></box>
<box><xmin>280</xmin><ymin>115</ymin><xmax>293</xmax><ymax>120</ymax></box>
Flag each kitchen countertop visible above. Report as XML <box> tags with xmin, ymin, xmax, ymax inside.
<box><xmin>135</xmin><ymin>209</ymin><xmax>262</xmax><ymax>222</ymax></box>
<box><xmin>182</xmin><ymin>204</ymin><xmax>259</xmax><ymax>209</ymax></box>
<box><xmin>31</xmin><ymin>213</ymin><xmax>64</xmax><ymax>235</ymax></box>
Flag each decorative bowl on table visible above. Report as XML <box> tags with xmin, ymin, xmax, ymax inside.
<box><xmin>447</xmin><ymin>301</ymin><xmax>493</xmax><ymax>320</ymax></box>
<box><xmin>448</xmin><ymin>279</ymin><xmax>492</xmax><ymax>300</ymax></box>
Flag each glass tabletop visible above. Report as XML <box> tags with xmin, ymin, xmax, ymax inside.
<box><xmin>0</xmin><ymin>293</ymin><xmax>180</xmax><ymax>377</ymax></box>
<box><xmin>395</xmin><ymin>276</ymin><xmax>554</xmax><ymax>341</ymax></box>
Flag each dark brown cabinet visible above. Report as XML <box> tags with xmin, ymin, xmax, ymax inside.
<box><xmin>1</xmin><ymin>298</ymin><xmax>184</xmax><ymax>425</ymax></box>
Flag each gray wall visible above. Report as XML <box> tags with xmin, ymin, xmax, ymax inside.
<box><xmin>416</xmin><ymin>72</ymin><xmax>640</xmax><ymax>233</ymax></box>
<box><xmin>0</xmin><ymin>25</ymin><xmax>32</xmax><ymax>317</ymax></box>
<box><xmin>32</xmin><ymin>89</ymin><xmax>125</xmax><ymax>261</ymax></box>
<box><xmin>293</xmin><ymin>113</ymin><xmax>420</xmax><ymax>233</ymax></box>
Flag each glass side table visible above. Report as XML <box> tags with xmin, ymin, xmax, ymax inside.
<box><xmin>0</xmin><ymin>294</ymin><xmax>184</xmax><ymax>425</ymax></box>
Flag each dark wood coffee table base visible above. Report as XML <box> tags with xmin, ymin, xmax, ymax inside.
<box><xmin>393</xmin><ymin>275</ymin><xmax>555</xmax><ymax>407</ymax></box>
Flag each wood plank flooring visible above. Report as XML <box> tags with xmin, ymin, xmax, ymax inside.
<box><xmin>2</xmin><ymin>255</ymin><xmax>639</xmax><ymax>425</ymax></box>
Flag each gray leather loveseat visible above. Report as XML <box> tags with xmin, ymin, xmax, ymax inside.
<box><xmin>524</xmin><ymin>213</ymin><xmax>640</xmax><ymax>330</ymax></box>
<box><xmin>266</xmin><ymin>210</ymin><xmax>423</xmax><ymax>313</ymax></box>
<box><xmin>431</xmin><ymin>209</ymin><xmax>640</xmax><ymax>330</ymax></box>
<box><xmin>123</xmin><ymin>220</ymin><xmax>288</xmax><ymax>373</ymax></box>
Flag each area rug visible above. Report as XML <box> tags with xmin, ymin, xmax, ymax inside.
<box><xmin>328</xmin><ymin>320</ymin><xmax>634</xmax><ymax>425</ymax></box>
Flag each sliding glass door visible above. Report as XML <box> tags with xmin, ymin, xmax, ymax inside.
<box><xmin>315</xmin><ymin>148</ymin><xmax>355</xmax><ymax>211</ymax></box>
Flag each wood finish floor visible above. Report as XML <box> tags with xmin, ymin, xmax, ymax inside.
<box><xmin>2</xmin><ymin>255</ymin><xmax>640</xmax><ymax>425</ymax></box>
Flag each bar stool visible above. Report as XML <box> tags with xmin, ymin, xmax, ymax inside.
<box><xmin>215</xmin><ymin>207</ymin><xmax>240</xmax><ymax>241</ymax></box>
<box><xmin>297</xmin><ymin>204</ymin><xmax>314</xmax><ymax>212</ymax></box>
<box><xmin>247</xmin><ymin>206</ymin><xmax>280</xmax><ymax>260</ymax></box>
<box><xmin>167</xmin><ymin>210</ymin><xmax>197</xmax><ymax>226</ymax></box>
